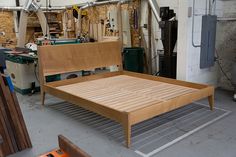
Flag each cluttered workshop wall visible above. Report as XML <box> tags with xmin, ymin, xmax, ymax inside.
<box><xmin>65</xmin><ymin>0</ymin><xmax>141</xmax><ymax>47</ymax></box>
<box><xmin>26</xmin><ymin>12</ymin><xmax>64</xmax><ymax>41</ymax></box>
<box><xmin>0</xmin><ymin>11</ymin><xmax>17</xmax><ymax>48</ymax></box>
<box><xmin>0</xmin><ymin>0</ymin><xmax>141</xmax><ymax>48</ymax></box>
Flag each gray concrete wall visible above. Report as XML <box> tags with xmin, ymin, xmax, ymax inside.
<box><xmin>216</xmin><ymin>21</ymin><xmax>236</xmax><ymax>90</ymax></box>
<box><xmin>215</xmin><ymin>0</ymin><xmax>236</xmax><ymax>90</ymax></box>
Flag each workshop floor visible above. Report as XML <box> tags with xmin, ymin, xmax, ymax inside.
<box><xmin>8</xmin><ymin>88</ymin><xmax>236</xmax><ymax>157</ymax></box>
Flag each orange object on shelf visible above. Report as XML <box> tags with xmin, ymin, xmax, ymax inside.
<box><xmin>39</xmin><ymin>149</ymin><xmax>68</xmax><ymax>157</ymax></box>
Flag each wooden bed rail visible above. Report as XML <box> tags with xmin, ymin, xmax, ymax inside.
<box><xmin>38</xmin><ymin>41</ymin><xmax>123</xmax><ymax>105</ymax></box>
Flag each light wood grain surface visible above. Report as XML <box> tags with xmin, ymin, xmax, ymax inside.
<box><xmin>57</xmin><ymin>75</ymin><xmax>198</xmax><ymax>112</ymax></box>
<box><xmin>38</xmin><ymin>41</ymin><xmax>214</xmax><ymax>148</ymax></box>
<box><xmin>38</xmin><ymin>41</ymin><xmax>122</xmax><ymax>76</ymax></box>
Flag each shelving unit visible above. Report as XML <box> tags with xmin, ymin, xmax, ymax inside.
<box><xmin>26</xmin><ymin>11</ymin><xmax>63</xmax><ymax>41</ymax></box>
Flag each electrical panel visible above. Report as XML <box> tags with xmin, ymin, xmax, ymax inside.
<box><xmin>200</xmin><ymin>15</ymin><xmax>217</xmax><ymax>69</ymax></box>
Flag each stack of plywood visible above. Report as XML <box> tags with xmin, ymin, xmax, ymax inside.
<box><xmin>0</xmin><ymin>11</ymin><xmax>17</xmax><ymax>48</ymax></box>
<box><xmin>0</xmin><ymin>75</ymin><xmax>32</xmax><ymax>156</ymax></box>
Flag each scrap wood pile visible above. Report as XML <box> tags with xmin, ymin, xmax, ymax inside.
<box><xmin>0</xmin><ymin>74</ymin><xmax>32</xmax><ymax>157</ymax></box>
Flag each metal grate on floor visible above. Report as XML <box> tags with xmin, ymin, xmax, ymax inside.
<box><xmin>47</xmin><ymin>101</ymin><xmax>230</xmax><ymax>157</ymax></box>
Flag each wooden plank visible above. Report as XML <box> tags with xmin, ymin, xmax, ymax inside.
<box><xmin>129</xmin><ymin>87</ymin><xmax>214</xmax><ymax>125</ymax></box>
<box><xmin>46</xmin><ymin>71</ymin><xmax>122</xmax><ymax>87</ymax></box>
<box><xmin>117</xmin><ymin>2</ymin><xmax>123</xmax><ymax>46</ymax></box>
<box><xmin>38</xmin><ymin>41</ymin><xmax>123</xmax><ymax>77</ymax></box>
<box><xmin>123</xmin><ymin>71</ymin><xmax>210</xmax><ymax>89</ymax></box>
<box><xmin>0</xmin><ymin>75</ymin><xmax>31</xmax><ymax>155</ymax></box>
<box><xmin>148</xmin><ymin>4</ymin><xmax>152</xmax><ymax>74</ymax></box>
<box><xmin>58</xmin><ymin>135</ymin><xmax>91</xmax><ymax>157</ymax></box>
<box><xmin>56</xmin><ymin>75</ymin><xmax>197</xmax><ymax>112</ymax></box>
<box><xmin>0</xmin><ymin>98</ymin><xmax>14</xmax><ymax>156</ymax></box>
<box><xmin>5</xmin><ymin>77</ymin><xmax>31</xmax><ymax>149</ymax></box>
<box><xmin>11</xmin><ymin>93</ymin><xmax>32</xmax><ymax>148</ymax></box>
<box><xmin>0</xmin><ymin>86</ymin><xmax>17</xmax><ymax>154</ymax></box>
<box><xmin>0</xmin><ymin>76</ymin><xmax>28</xmax><ymax>150</ymax></box>
<box><xmin>44</xmin><ymin>85</ymin><xmax>125</xmax><ymax>124</ymax></box>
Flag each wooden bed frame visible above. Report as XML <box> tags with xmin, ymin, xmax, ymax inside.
<box><xmin>38</xmin><ymin>41</ymin><xmax>214</xmax><ymax>148</ymax></box>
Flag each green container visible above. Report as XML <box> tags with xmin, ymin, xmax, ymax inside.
<box><xmin>123</xmin><ymin>47</ymin><xmax>144</xmax><ymax>73</ymax></box>
<box><xmin>46</xmin><ymin>75</ymin><xmax>61</xmax><ymax>82</ymax></box>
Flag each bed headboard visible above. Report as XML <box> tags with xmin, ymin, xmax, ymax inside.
<box><xmin>38</xmin><ymin>41</ymin><xmax>122</xmax><ymax>79</ymax></box>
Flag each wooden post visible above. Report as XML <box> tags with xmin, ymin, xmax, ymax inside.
<box><xmin>138</xmin><ymin>0</ymin><xmax>142</xmax><ymax>47</ymax></box>
<box><xmin>117</xmin><ymin>2</ymin><xmax>123</xmax><ymax>47</ymax></box>
<box><xmin>148</xmin><ymin>4</ymin><xmax>153</xmax><ymax>74</ymax></box>
<box><xmin>17</xmin><ymin>11</ymin><xmax>28</xmax><ymax>47</ymax></box>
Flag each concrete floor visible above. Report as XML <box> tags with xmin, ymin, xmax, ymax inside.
<box><xmin>9</xmin><ymin>88</ymin><xmax>236</xmax><ymax>157</ymax></box>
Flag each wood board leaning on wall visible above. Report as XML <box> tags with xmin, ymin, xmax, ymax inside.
<box><xmin>0</xmin><ymin>75</ymin><xmax>32</xmax><ymax>157</ymax></box>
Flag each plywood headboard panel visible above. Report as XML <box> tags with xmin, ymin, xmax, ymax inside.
<box><xmin>38</xmin><ymin>41</ymin><xmax>122</xmax><ymax>76</ymax></box>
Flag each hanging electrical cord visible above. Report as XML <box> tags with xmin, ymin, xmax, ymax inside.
<box><xmin>45</xmin><ymin>0</ymin><xmax>48</xmax><ymax>38</ymax></box>
<box><xmin>215</xmin><ymin>49</ymin><xmax>234</xmax><ymax>87</ymax></box>
<box><xmin>34</xmin><ymin>61</ymin><xmax>40</xmax><ymax>83</ymax></box>
<box><xmin>49</xmin><ymin>0</ymin><xmax>52</xmax><ymax>8</ymax></box>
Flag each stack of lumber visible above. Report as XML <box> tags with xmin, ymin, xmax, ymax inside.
<box><xmin>0</xmin><ymin>11</ymin><xmax>17</xmax><ymax>48</ymax></box>
<box><xmin>0</xmin><ymin>74</ymin><xmax>32</xmax><ymax>156</ymax></box>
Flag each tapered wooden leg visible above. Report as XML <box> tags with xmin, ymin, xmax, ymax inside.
<box><xmin>41</xmin><ymin>91</ymin><xmax>45</xmax><ymax>106</ymax></box>
<box><xmin>208</xmin><ymin>95</ymin><xmax>214</xmax><ymax>111</ymax></box>
<box><xmin>124</xmin><ymin>124</ymin><xmax>131</xmax><ymax>148</ymax></box>
<box><xmin>123</xmin><ymin>113</ymin><xmax>131</xmax><ymax>148</ymax></box>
